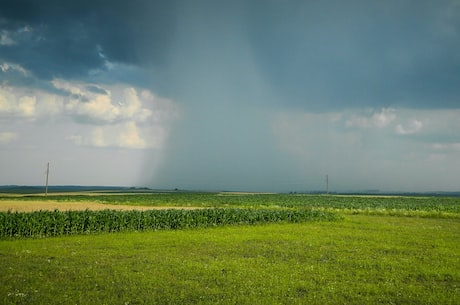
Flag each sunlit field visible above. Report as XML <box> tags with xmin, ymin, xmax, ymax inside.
<box><xmin>1</xmin><ymin>193</ymin><xmax>459</xmax><ymax>304</ymax></box>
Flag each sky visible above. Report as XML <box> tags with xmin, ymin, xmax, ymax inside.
<box><xmin>1</xmin><ymin>0</ymin><xmax>459</xmax><ymax>192</ymax></box>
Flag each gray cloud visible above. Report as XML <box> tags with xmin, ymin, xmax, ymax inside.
<box><xmin>246</xmin><ymin>1</ymin><xmax>460</xmax><ymax>110</ymax></box>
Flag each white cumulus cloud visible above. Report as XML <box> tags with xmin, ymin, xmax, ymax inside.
<box><xmin>18</xmin><ymin>96</ymin><xmax>36</xmax><ymax>117</ymax></box>
<box><xmin>345</xmin><ymin>108</ymin><xmax>396</xmax><ymax>128</ymax></box>
<box><xmin>54</xmin><ymin>79</ymin><xmax>157</xmax><ymax>124</ymax></box>
<box><xmin>0</xmin><ymin>62</ymin><xmax>29</xmax><ymax>75</ymax></box>
<box><xmin>0</xmin><ymin>80</ymin><xmax>180</xmax><ymax>150</ymax></box>
<box><xmin>372</xmin><ymin>108</ymin><xmax>397</xmax><ymax>128</ymax></box>
<box><xmin>0</xmin><ymin>87</ymin><xmax>36</xmax><ymax>117</ymax></box>
<box><xmin>66</xmin><ymin>122</ymin><xmax>155</xmax><ymax>149</ymax></box>
<box><xmin>395</xmin><ymin>119</ymin><xmax>423</xmax><ymax>135</ymax></box>
<box><xmin>119</xmin><ymin>122</ymin><xmax>148</xmax><ymax>149</ymax></box>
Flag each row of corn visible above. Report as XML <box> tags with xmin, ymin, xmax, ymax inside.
<box><xmin>0</xmin><ymin>208</ymin><xmax>341</xmax><ymax>239</ymax></box>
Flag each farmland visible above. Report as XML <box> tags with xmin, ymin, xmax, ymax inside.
<box><xmin>0</xmin><ymin>208</ymin><xmax>341</xmax><ymax>238</ymax></box>
<box><xmin>0</xmin><ymin>192</ymin><xmax>459</xmax><ymax>304</ymax></box>
<box><xmin>2</xmin><ymin>192</ymin><xmax>459</xmax><ymax>216</ymax></box>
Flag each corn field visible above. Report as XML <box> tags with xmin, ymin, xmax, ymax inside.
<box><xmin>0</xmin><ymin>208</ymin><xmax>341</xmax><ymax>239</ymax></box>
<box><xmin>9</xmin><ymin>193</ymin><xmax>459</xmax><ymax>213</ymax></box>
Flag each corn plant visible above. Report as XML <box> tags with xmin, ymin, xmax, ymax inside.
<box><xmin>0</xmin><ymin>208</ymin><xmax>341</xmax><ymax>239</ymax></box>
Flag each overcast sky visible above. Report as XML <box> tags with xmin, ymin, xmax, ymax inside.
<box><xmin>1</xmin><ymin>0</ymin><xmax>459</xmax><ymax>192</ymax></box>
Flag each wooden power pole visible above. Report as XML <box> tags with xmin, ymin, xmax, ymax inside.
<box><xmin>45</xmin><ymin>162</ymin><xmax>49</xmax><ymax>196</ymax></box>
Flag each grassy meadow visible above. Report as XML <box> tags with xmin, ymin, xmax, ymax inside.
<box><xmin>0</xmin><ymin>192</ymin><xmax>459</xmax><ymax>304</ymax></box>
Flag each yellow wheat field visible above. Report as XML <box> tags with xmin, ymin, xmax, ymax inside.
<box><xmin>0</xmin><ymin>200</ymin><xmax>198</xmax><ymax>212</ymax></box>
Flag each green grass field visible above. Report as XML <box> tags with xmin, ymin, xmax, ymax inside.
<box><xmin>0</xmin><ymin>193</ymin><xmax>459</xmax><ymax>304</ymax></box>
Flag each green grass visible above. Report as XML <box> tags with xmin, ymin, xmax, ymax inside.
<box><xmin>1</xmin><ymin>215</ymin><xmax>459</xmax><ymax>304</ymax></box>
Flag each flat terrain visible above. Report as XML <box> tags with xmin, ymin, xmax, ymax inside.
<box><xmin>1</xmin><ymin>192</ymin><xmax>459</xmax><ymax>304</ymax></box>
<box><xmin>1</xmin><ymin>215</ymin><xmax>459</xmax><ymax>304</ymax></box>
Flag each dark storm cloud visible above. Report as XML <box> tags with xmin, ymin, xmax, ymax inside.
<box><xmin>0</xmin><ymin>0</ymin><xmax>176</xmax><ymax>81</ymax></box>
<box><xmin>2</xmin><ymin>0</ymin><xmax>459</xmax><ymax>110</ymax></box>
<box><xmin>245</xmin><ymin>1</ymin><xmax>460</xmax><ymax>110</ymax></box>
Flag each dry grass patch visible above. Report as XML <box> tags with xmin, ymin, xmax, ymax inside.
<box><xmin>0</xmin><ymin>200</ymin><xmax>199</xmax><ymax>212</ymax></box>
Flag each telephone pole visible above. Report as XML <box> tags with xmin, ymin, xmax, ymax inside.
<box><xmin>45</xmin><ymin>162</ymin><xmax>49</xmax><ymax>196</ymax></box>
<box><xmin>326</xmin><ymin>174</ymin><xmax>329</xmax><ymax>195</ymax></box>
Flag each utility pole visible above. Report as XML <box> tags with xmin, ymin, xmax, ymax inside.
<box><xmin>45</xmin><ymin>162</ymin><xmax>49</xmax><ymax>196</ymax></box>
<box><xmin>326</xmin><ymin>174</ymin><xmax>329</xmax><ymax>195</ymax></box>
